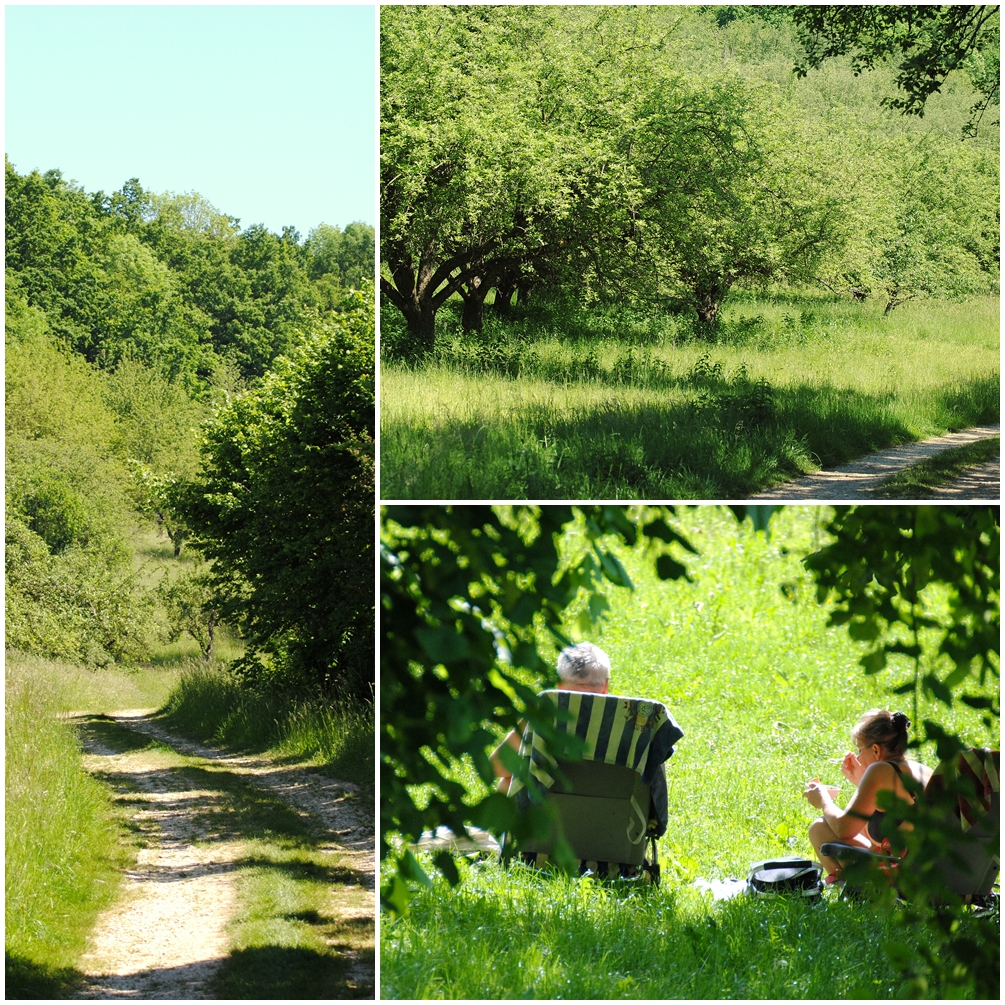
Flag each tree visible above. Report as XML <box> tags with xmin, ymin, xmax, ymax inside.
<box><xmin>792</xmin><ymin>5</ymin><xmax>1000</xmax><ymax>136</ymax></box>
<box><xmin>380</xmin><ymin>504</ymin><xmax>695</xmax><ymax>914</ymax></box>
<box><xmin>180</xmin><ymin>289</ymin><xmax>375</xmax><ymax>699</ymax></box>
<box><xmin>380</xmin><ymin>6</ymin><xmax>613</xmax><ymax>354</ymax></box>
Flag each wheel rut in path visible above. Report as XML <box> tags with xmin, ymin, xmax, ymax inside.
<box><xmin>69</xmin><ymin>710</ymin><xmax>374</xmax><ymax>1000</ymax></box>
<box><xmin>752</xmin><ymin>424</ymin><xmax>1000</xmax><ymax>500</ymax></box>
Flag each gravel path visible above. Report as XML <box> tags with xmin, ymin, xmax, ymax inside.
<box><xmin>68</xmin><ymin>710</ymin><xmax>374</xmax><ymax>1000</ymax></box>
<box><xmin>752</xmin><ymin>424</ymin><xmax>1000</xmax><ymax>500</ymax></box>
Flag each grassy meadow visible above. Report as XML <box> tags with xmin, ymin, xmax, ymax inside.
<box><xmin>380</xmin><ymin>506</ymin><xmax>999</xmax><ymax>999</ymax></box>
<box><xmin>380</xmin><ymin>294</ymin><xmax>999</xmax><ymax>499</ymax></box>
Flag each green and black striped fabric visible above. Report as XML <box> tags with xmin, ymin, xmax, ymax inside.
<box><xmin>508</xmin><ymin>690</ymin><xmax>683</xmax><ymax>800</ymax></box>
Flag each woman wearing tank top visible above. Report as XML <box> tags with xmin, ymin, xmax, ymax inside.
<box><xmin>803</xmin><ymin>709</ymin><xmax>933</xmax><ymax>884</ymax></box>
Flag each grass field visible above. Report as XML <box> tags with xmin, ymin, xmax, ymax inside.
<box><xmin>4</xmin><ymin>655</ymin><xmax>138</xmax><ymax>998</ymax></box>
<box><xmin>380</xmin><ymin>295</ymin><xmax>999</xmax><ymax>499</ymax></box>
<box><xmin>380</xmin><ymin>506</ymin><xmax>999</xmax><ymax>999</ymax></box>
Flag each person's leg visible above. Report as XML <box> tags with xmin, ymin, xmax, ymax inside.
<box><xmin>808</xmin><ymin>818</ymin><xmax>871</xmax><ymax>878</ymax></box>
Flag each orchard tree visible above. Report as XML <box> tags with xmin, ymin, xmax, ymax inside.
<box><xmin>380</xmin><ymin>6</ymin><xmax>617</xmax><ymax>353</ymax></box>
<box><xmin>792</xmin><ymin>5</ymin><xmax>1000</xmax><ymax>137</ymax></box>
<box><xmin>181</xmin><ymin>288</ymin><xmax>374</xmax><ymax>699</ymax></box>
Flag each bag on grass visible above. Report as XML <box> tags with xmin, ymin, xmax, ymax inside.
<box><xmin>747</xmin><ymin>856</ymin><xmax>823</xmax><ymax>898</ymax></box>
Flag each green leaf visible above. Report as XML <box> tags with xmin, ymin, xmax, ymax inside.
<box><xmin>433</xmin><ymin>850</ymin><xmax>460</xmax><ymax>886</ymax></box>
<box><xmin>655</xmin><ymin>554</ymin><xmax>687</xmax><ymax>581</ymax></box>
<box><xmin>848</xmin><ymin>617</ymin><xmax>881</xmax><ymax>642</ymax></box>
<box><xmin>415</xmin><ymin>624</ymin><xmax>472</xmax><ymax>663</ymax></box>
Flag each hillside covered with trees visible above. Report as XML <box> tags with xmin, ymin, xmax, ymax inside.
<box><xmin>6</xmin><ymin>156</ymin><xmax>375</xmax><ymax>696</ymax></box>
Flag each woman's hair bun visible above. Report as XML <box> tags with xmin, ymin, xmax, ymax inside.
<box><xmin>891</xmin><ymin>711</ymin><xmax>910</xmax><ymax>732</ymax></box>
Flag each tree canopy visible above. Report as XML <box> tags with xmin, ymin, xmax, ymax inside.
<box><xmin>380</xmin><ymin>5</ymin><xmax>999</xmax><ymax>352</ymax></box>
<box><xmin>792</xmin><ymin>5</ymin><xmax>1000</xmax><ymax>135</ymax></box>
<box><xmin>181</xmin><ymin>291</ymin><xmax>375</xmax><ymax>699</ymax></box>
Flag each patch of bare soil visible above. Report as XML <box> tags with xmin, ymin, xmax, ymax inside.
<box><xmin>751</xmin><ymin>424</ymin><xmax>1000</xmax><ymax>500</ymax></box>
<box><xmin>68</xmin><ymin>712</ymin><xmax>374</xmax><ymax>1000</ymax></box>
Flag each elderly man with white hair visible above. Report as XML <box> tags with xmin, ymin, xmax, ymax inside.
<box><xmin>490</xmin><ymin>642</ymin><xmax>611</xmax><ymax>790</ymax></box>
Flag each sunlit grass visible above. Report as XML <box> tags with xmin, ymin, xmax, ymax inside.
<box><xmin>160</xmin><ymin>665</ymin><xmax>374</xmax><ymax>788</ymax></box>
<box><xmin>4</xmin><ymin>657</ymin><xmax>132</xmax><ymax>998</ymax></box>
<box><xmin>380</xmin><ymin>295</ymin><xmax>999</xmax><ymax>498</ymax></box>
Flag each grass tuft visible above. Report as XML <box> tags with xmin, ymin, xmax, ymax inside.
<box><xmin>160</xmin><ymin>665</ymin><xmax>374</xmax><ymax>788</ymax></box>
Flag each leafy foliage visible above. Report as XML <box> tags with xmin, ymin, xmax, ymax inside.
<box><xmin>180</xmin><ymin>291</ymin><xmax>375</xmax><ymax>699</ymax></box>
<box><xmin>5</xmin><ymin>158</ymin><xmax>375</xmax><ymax>384</ymax></box>
<box><xmin>792</xmin><ymin>4</ymin><xmax>1000</xmax><ymax>135</ymax></box>
<box><xmin>805</xmin><ymin>504</ymin><xmax>999</xmax><ymax>998</ymax></box>
<box><xmin>804</xmin><ymin>505</ymin><xmax>999</xmax><ymax>727</ymax></box>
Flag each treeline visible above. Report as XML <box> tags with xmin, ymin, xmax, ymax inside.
<box><xmin>6</xmin><ymin>159</ymin><xmax>375</xmax><ymax>699</ymax></box>
<box><xmin>380</xmin><ymin>5</ymin><xmax>999</xmax><ymax>355</ymax></box>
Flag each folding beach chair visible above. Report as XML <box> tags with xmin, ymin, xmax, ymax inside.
<box><xmin>507</xmin><ymin>690</ymin><xmax>683</xmax><ymax>884</ymax></box>
<box><xmin>822</xmin><ymin>748</ymin><xmax>1000</xmax><ymax>903</ymax></box>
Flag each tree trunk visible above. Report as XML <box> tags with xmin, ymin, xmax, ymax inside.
<box><xmin>692</xmin><ymin>276</ymin><xmax>732</xmax><ymax>329</ymax></box>
<box><xmin>695</xmin><ymin>294</ymin><xmax>721</xmax><ymax>325</ymax></box>
<box><xmin>493</xmin><ymin>280</ymin><xmax>517</xmax><ymax>316</ymax></box>
<box><xmin>398</xmin><ymin>299</ymin><xmax>438</xmax><ymax>355</ymax></box>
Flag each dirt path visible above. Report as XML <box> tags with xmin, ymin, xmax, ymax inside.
<box><xmin>68</xmin><ymin>711</ymin><xmax>374</xmax><ymax>1000</ymax></box>
<box><xmin>752</xmin><ymin>424</ymin><xmax>1000</xmax><ymax>500</ymax></box>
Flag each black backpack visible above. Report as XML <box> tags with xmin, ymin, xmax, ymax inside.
<box><xmin>747</xmin><ymin>856</ymin><xmax>823</xmax><ymax>898</ymax></box>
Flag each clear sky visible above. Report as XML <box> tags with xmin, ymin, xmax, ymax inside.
<box><xmin>5</xmin><ymin>4</ymin><xmax>376</xmax><ymax>235</ymax></box>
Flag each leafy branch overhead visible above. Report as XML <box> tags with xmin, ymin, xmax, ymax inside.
<box><xmin>804</xmin><ymin>505</ymin><xmax>1000</xmax><ymax>728</ymax></box>
<box><xmin>380</xmin><ymin>505</ymin><xmax>695</xmax><ymax>912</ymax></box>
<box><xmin>792</xmin><ymin>5</ymin><xmax>1000</xmax><ymax>136</ymax></box>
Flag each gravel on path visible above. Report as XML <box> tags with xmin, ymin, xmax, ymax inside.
<box><xmin>68</xmin><ymin>711</ymin><xmax>374</xmax><ymax>1000</ymax></box>
<box><xmin>751</xmin><ymin>424</ymin><xmax>1000</xmax><ymax>500</ymax></box>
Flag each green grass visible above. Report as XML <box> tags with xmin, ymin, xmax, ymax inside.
<box><xmin>380</xmin><ymin>506</ymin><xmax>999</xmax><ymax>999</ymax></box>
<box><xmin>160</xmin><ymin>665</ymin><xmax>375</xmax><ymax>789</ymax></box>
<box><xmin>4</xmin><ymin>658</ymin><xmax>134</xmax><ymax>999</ymax></box>
<box><xmin>872</xmin><ymin>436</ymin><xmax>1000</xmax><ymax>499</ymax></box>
<box><xmin>380</xmin><ymin>294</ymin><xmax>999</xmax><ymax>498</ymax></box>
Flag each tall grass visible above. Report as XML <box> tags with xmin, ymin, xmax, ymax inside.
<box><xmin>381</xmin><ymin>506</ymin><xmax>999</xmax><ymax>998</ymax></box>
<box><xmin>380</xmin><ymin>295</ymin><xmax>999</xmax><ymax>498</ymax></box>
<box><xmin>160</xmin><ymin>665</ymin><xmax>374</xmax><ymax>788</ymax></box>
<box><xmin>5</xmin><ymin>655</ymin><xmax>131</xmax><ymax>997</ymax></box>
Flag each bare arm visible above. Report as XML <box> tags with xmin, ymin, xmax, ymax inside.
<box><xmin>490</xmin><ymin>726</ymin><xmax>524</xmax><ymax>788</ymax></box>
<box><xmin>805</xmin><ymin>762</ymin><xmax>892</xmax><ymax>840</ymax></box>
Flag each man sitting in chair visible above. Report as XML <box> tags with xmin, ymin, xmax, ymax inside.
<box><xmin>490</xmin><ymin>642</ymin><xmax>672</xmax><ymax>839</ymax></box>
<box><xmin>491</xmin><ymin>642</ymin><xmax>611</xmax><ymax>792</ymax></box>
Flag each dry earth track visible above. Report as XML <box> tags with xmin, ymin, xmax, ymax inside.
<box><xmin>68</xmin><ymin>710</ymin><xmax>374</xmax><ymax>1000</ymax></box>
<box><xmin>752</xmin><ymin>424</ymin><xmax>1000</xmax><ymax>500</ymax></box>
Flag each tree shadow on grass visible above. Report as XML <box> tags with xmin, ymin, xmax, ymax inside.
<box><xmin>212</xmin><ymin>945</ymin><xmax>374</xmax><ymax>1000</ymax></box>
<box><xmin>4</xmin><ymin>953</ymin><xmax>81</xmax><ymax>1000</ymax></box>
<box><xmin>381</xmin><ymin>373</ymin><xmax>998</xmax><ymax>499</ymax></box>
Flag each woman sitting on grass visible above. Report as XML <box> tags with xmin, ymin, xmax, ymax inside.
<box><xmin>803</xmin><ymin>709</ymin><xmax>933</xmax><ymax>884</ymax></box>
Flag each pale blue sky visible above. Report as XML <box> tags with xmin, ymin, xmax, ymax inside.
<box><xmin>5</xmin><ymin>4</ymin><xmax>376</xmax><ymax>235</ymax></box>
